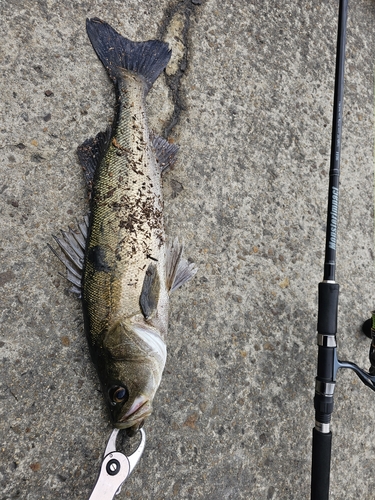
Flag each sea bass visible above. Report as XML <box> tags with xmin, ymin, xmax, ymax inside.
<box><xmin>51</xmin><ymin>18</ymin><xmax>197</xmax><ymax>433</ymax></box>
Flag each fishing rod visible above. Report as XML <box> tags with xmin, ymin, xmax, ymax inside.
<box><xmin>311</xmin><ymin>0</ymin><xmax>375</xmax><ymax>498</ymax></box>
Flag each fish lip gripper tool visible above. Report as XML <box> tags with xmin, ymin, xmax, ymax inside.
<box><xmin>88</xmin><ymin>428</ymin><xmax>146</xmax><ymax>500</ymax></box>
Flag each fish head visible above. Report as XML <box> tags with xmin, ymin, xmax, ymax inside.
<box><xmin>100</xmin><ymin>320</ymin><xmax>167</xmax><ymax>431</ymax></box>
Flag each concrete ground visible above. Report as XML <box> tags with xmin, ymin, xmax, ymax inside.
<box><xmin>1</xmin><ymin>1</ymin><xmax>375</xmax><ymax>498</ymax></box>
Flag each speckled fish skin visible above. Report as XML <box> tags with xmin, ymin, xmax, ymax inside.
<box><xmin>82</xmin><ymin>18</ymin><xmax>176</xmax><ymax>432</ymax></box>
<box><xmin>85</xmin><ymin>74</ymin><xmax>169</xmax><ymax>337</ymax></box>
<box><xmin>84</xmin><ymin>79</ymin><xmax>167</xmax><ymax>427</ymax></box>
<box><xmin>49</xmin><ymin>19</ymin><xmax>197</xmax><ymax>433</ymax></box>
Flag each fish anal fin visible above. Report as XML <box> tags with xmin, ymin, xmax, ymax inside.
<box><xmin>77</xmin><ymin>127</ymin><xmax>112</xmax><ymax>196</ymax></box>
<box><xmin>166</xmin><ymin>238</ymin><xmax>198</xmax><ymax>292</ymax></box>
<box><xmin>151</xmin><ymin>133</ymin><xmax>179</xmax><ymax>173</ymax></box>
<box><xmin>139</xmin><ymin>264</ymin><xmax>160</xmax><ymax>319</ymax></box>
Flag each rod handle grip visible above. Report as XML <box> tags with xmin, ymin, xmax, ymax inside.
<box><xmin>317</xmin><ymin>282</ymin><xmax>339</xmax><ymax>335</ymax></box>
<box><xmin>311</xmin><ymin>427</ymin><xmax>332</xmax><ymax>500</ymax></box>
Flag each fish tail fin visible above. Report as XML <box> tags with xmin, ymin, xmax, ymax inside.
<box><xmin>86</xmin><ymin>18</ymin><xmax>171</xmax><ymax>93</ymax></box>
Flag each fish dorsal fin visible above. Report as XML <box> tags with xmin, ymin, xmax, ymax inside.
<box><xmin>139</xmin><ymin>264</ymin><xmax>160</xmax><ymax>319</ymax></box>
<box><xmin>48</xmin><ymin>215</ymin><xmax>89</xmax><ymax>297</ymax></box>
<box><xmin>77</xmin><ymin>127</ymin><xmax>112</xmax><ymax>196</ymax></box>
<box><xmin>151</xmin><ymin>133</ymin><xmax>179</xmax><ymax>173</ymax></box>
<box><xmin>166</xmin><ymin>238</ymin><xmax>198</xmax><ymax>292</ymax></box>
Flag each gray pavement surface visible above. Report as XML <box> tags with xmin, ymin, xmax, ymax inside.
<box><xmin>1</xmin><ymin>1</ymin><xmax>375</xmax><ymax>498</ymax></box>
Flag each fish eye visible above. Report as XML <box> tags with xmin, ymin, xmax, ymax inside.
<box><xmin>108</xmin><ymin>385</ymin><xmax>129</xmax><ymax>404</ymax></box>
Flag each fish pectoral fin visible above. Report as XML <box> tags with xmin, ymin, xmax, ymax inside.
<box><xmin>166</xmin><ymin>238</ymin><xmax>198</xmax><ymax>292</ymax></box>
<box><xmin>49</xmin><ymin>214</ymin><xmax>89</xmax><ymax>297</ymax></box>
<box><xmin>151</xmin><ymin>132</ymin><xmax>179</xmax><ymax>174</ymax></box>
<box><xmin>77</xmin><ymin>127</ymin><xmax>112</xmax><ymax>197</ymax></box>
<box><xmin>139</xmin><ymin>264</ymin><xmax>160</xmax><ymax>319</ymax></box>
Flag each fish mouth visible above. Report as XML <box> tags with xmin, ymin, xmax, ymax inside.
<box><xmin>114</xmin><ymin>396</ymin><xmax>152</xmax><ymax>429</ymax></box>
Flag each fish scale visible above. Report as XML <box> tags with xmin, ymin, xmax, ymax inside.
<box><xmin>84</xmin><ymin>73</ymin><xmax>167</xmax><ymax>341</ymax></box>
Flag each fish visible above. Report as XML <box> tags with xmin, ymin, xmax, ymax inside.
<box><xmin>50</xmin><ymin>18</ymin><xmax>197</xmax><ymax>433</ymax></box>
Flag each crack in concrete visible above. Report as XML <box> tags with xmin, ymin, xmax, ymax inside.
<box><xmin>158</xmin><ymin>0</ymin><xmax>204</xmax><ymax>138</ymax></box>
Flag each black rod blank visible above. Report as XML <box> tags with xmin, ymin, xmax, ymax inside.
<box><xmin>323</xmin><ymin>0</ymin><xmax>348</xmax><ymax>282</ymax></box>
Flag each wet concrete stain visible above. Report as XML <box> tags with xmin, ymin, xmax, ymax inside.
<box><xmin>158</xmin><ymin>0</ymin><xmax>205</xmax><ymax>138</ymax></box>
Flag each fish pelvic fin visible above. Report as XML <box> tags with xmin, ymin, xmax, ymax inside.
<box><xmin>49</xmin><ymin>215</ymin><xmax>89</xmax><ymax>297</ymax></box>
<box><xmin>166</xmin><ymin>238</ymin><xmax>198</xmax><ymax>292</ymax></box>
<box><xmin>151</xmin><ymin>133</ymin><xmax>179</xmax><ymax>174</ymax></box>
<box><xmin>86</xmin><ymin>18</ymin><xmax>171</xmax><ymax>93</ymax></box>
